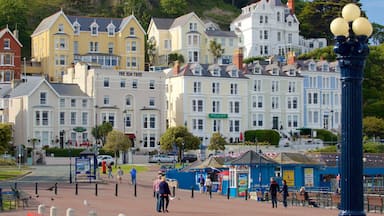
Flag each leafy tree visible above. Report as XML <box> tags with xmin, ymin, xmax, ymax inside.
<box><xmin>103</xmin><ymin>130</ymin><xmax>131</xmax><ymax>166</ymax></box>
<box><xmin>209</xmin><ymin>40</ymin><xmax>224</xmax><ymax>64</ymax></box>
<box><xmin>297</xmin><ymin>46</ymin><xmax>336</xmax><ymax>61</ymax></box>
<box><xmin>168</xmin><ymin>53</ymin><xmax>185</xmax><ymax>66</ymax></box>
<box><xmin>116</xmin><ymin>0</ymin><xmax>152</xmax><ymax>29</ymax></box>
<box><xmin>0</xmin><ymin>123</ymin><xmax>13</xmax><ymax>154</ymax></box>
<box><xmin>160</xmin><ymin>0</ymin><xmax>188</xmax><ymax>17</ymax></box>
<box><xmin>92</xmin><ymin>122</ymin><xmax>113</xmax><ymax>146</ymax></box>
<box><xmin>363</xmin><ymin>142</ymin><xmax>384</xmax><ymax>153</ymax></box>
<box><xmin>147</xmin><ymin>36</ymin><xmax>157</xmax><ymax>66</ymax></box>
<box><xmin>363</xmin><ymin>116</ymin><xmax>384</xmax><ymax>138</ymax></box>
<box><xmin>208</xmin><ymin>133</ymin><xmax>226</xmax><ymax>152</ymax></box>
<box><xmin>371</xmin><ymin>23</ymin><xmax>384</xmax><ymax>45</ymax></box>
<box><xmin>159</xmin><ymin>126</ymin><xmax>200</xmax><ymax>161</ymax></box>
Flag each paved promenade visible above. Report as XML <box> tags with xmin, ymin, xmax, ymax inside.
<box><xmin>2</xmin><ymin>164</ymin><xmax>382</xmax><ymax>216</ymax></box>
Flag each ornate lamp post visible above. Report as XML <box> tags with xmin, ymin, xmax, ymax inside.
<box><xmin>330</xmin><ymin>3</ymin><xmax>372</xmax><ymax>216</ymax></box>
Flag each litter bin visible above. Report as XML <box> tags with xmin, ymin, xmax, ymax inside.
<box><xmin>102</xmin><ymin>161</ymin><xmax>106</xmax><ymax>174</ymax></box>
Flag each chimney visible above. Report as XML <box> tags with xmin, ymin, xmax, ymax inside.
<box><xmin>233</xmin><ymin>48</ymin><xmax>244</xmax><ymax>70</ymax></box>
<box><xmin>173</xmin><ymin>60</ymin><xmax>180</xmax><ymax>75</ymax></box>
<box><xmin>287</xmin><ymin>0</ymin><xmax>295</xmax><ymax>14</ymax></box>
<box><xmin>287</xmin><ymin>51</ymin><xmax>296</xmax><ymax>65</ymax></box>
<box><xmin>13</xmin><ymin>29</ymin><xmax>19</xmax><ymax>39</ymax></box>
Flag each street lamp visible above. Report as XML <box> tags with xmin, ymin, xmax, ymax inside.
<box><xmin>330</xmin><ymin>3</ymin><xmax>372</xmax><ymax>216</ymax></box>
<box><xmin>258</xmin><ymin>149</ymin><xmax>262</xmax><ymax>190</ymax></box>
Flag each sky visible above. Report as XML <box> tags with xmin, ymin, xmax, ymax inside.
<box><xmin>360</xmin><ymin>0</ymin><xmax>383</xmax><ymax>25</ymax></box>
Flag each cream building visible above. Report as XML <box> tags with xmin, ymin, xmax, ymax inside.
<box><xmin>8</xmin><ymin>76</ymin><xmax>94</xmax><ymax>149</ymax></box>
<box><xmin>166</xmin><ymin>61</ymin><xmax>249</xmax><ymax>147</ymax></box>
<box><xmin>63</xmin><ymin>62</ymin><xmax>166</xmax><ymax>150</ymax></box>
<box><xmin>147</xmin><ymin>12</ymin><xmax>238</xmax><ymax>66</ymax></box>
<box><xmin>31</xmin><ymin>10</ymin><xmax>146</xmax><ymax>81</ymax></box>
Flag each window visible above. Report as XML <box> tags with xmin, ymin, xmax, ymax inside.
<box><xmin>272</xmin><ymin>81</ymin><xmax>279</xmax><ymax>92</ymax></box>
<box><xmin>230</xmin><ymin>83</ymin><xmax>238</xmax><ymax>95</ymax></box>
<box><xmin>213</xmin><ymin>119</ymin><xmax>221</xmax><ymax>132</ymax></box>
<box><xmin>265</xmin><ymin>16</ymin><xmax>268</xmax><ymax>23</ymax></box>
<box><xmin>125</xmin><ymin>114</ymin><xmax>132</xmax><ymax>128</ymax></box>
<box><xmin>55</xmin><ymin>38</ymin><xmax>67</xmax><ymax>49</ymax></box>
<box><xmin>188</xmin><ymin>51</ymin><xmax>199</xmax><ymax>63</ymax></box>
<box><xmin>104</xmin><ymin>78</ymin><xmax>109</xmax><ymax>87</ymax></box>
<box><xmin>3</xmin><ymin>54</ymin><xmax>12</xmax><ymax>65</ymax></box>
<box><xmin>103</xmin><ymin>95</ymin><xmax>110</xmax><ymax>105</ymax></box>
<box><xmin>229</xmin><ymin>101</ymin><xmax>240</xmax><ymax>113</ymax></box>
<box><xmin>125</xmin><ymin>95</ymin><xmax>132</xmax><ymax>107</ymax></box>
<box><xmin>192</xmin><ymin>99</ymin><xmax>204</xmax><ymax>112</ymax></box>
<box><xmin>91</xmin><ymin>23</ymin><xmax>98</xmax><ymax>36</ymax></box>
<box><xmin>212</xmin><ymin>100</ymin><xmax>220</xmax><ymax>113</ymax></box>
<box><xmin>212</xmin><ymin>82</ymin><xmax>220</xmax><ymax>94</ymax></box>
<box><xmin>101</xmin><ymin>112</ymin><xmax>115</xmax><ymax>127</ymax></box>
<box><xmin>130</xmin><ymin>27</ymin><xmax>135</xmax><ymax>36</ymax></box>
<box><xmin>132</xmin><ymin>80</ymin><xmax>138</xmax><ymax>89</ymax></box>
<box><xmin>164</xmin><ymin>39</ymin><xmax>171</xmax><ymax>50</ymax></box>
<box><xmin>4</xmin><ymin>39</ymin><xmax>10</xmax><ymax>49</ymax></box>
<box><xmin>60</xmin><ymin>98</ymin><xmax>65</xmax><ymax>107</ymax></box>
<box><xmin>120</xmin><ymin>79</ymin><xmax>126</xmax><ymax>88</ymax></box>
<box><xmin>313</xmin><ymin>93</ymin><xmax>318</xmax><ymax>104</ymax></box>
<box><xmin>193</xmin><ymin>81</ymin><xmax>201</xmax><ymax>93</ymax></box>
<box><xmin>192</xmin><ymin>119</ymin><xmax>204</xmax><ymax>131</ymax></box>
<box><xmin>108</xmin><ymin>42</ymin><xmax>114</xmax><ymax>54</ymax></box>
<box><xmin>277</xmin><ymin>12</ymin><xmax>280</xmax><ymax>22</ymax></box>
<box><xmin>42</xmin><ymin>111</ymin><xmax>49</xmax><ymax>126</ymax></box>
<box><xmin>73</xmin><ymin>41</ymin><xmax>79</xmax><ymax>54</ymax></box>
<box><xmin>257</xmin><ymin>96</ymin><xmax>263</xmax><ymax>108</ymax></box>
<box><xmin>60</xmin><ymin>112</ymin><xmax>65</xmax><ymax>125</ymax></box>
<box><xmin>288</xmin><ymin>81</ymin><xmax>296</xmax><ymax>93</ymax></box>
<box><xmin>149</xmin><ymin>80</ymin><xmax>155</xmax><ymax>89</ymax></box>
<box><xmin>40</xmin><ymin>92</ymin><xmax>47</xmax><ymax>105</ymax></box>
<box><xmin>143</xmin><ymin>114</ymin><xmax>156</xmax><ymax>129</ymax></box>
<box><xmin>260</xmin><ymin>16</ymin><xmax>263</xmax><ymax>23</ymax></box>
<box><xmin>254</xmin><ymin>80</ymin><xmax>261</xmax><ymax>91</ymax></box>
<box><xmin>131</xmin><ymin>41</ymin><xmax>137</xmax><ymax>52</ymax></box>
<box><xmin>73</xmin><ymin>22</ymin><xmax>80</xmax><ymax>35</ymax></box>
<box><xmin>131</xmin><ymin>57</ymin><xmax>137</xmax><ymax>68</ymax></box>
<box><xmin>277</xmin><ymin>32</ymin><xmax>281</xmax><ymax>41</ymax></box>
<box><xmin>212</xmin><ymin>68</ymin><xmax>220</xmax><ymax>76</ymax></box>
<box><xmin>288</xmin><ymin>33</ymin><xmax>292</xmax><ymax>43</ymax></box>
<box><xmin>71</xmin><ymin>112</ymin><xmax>76</xmax><ymax>125</ymax></box>
<box><xmin>287</xmin><ymin>97</ymin><xmax>298</xmax><ymax>109</ymax></box>
<box><xmin>264</xmin><ymin>30</ymin><xmax>268</xmax><ymax>40</ymax></box>
<box><xmin>71</xmin><ymin>99</ymin><xmax>76</xmax><ymax>107</ymax></box>
<box><xmin>107</xmin><ymin>24</ymin><xmax>115</xmax><ymax>36</ymax></box>
<box><xmin>58</xmin><ymin>24</ymin><xmax>64</xmax><ymax>32</ymax></box>
<box><xmin>35</xmin><ymin>111</ymin><xmax>40</xmax><ymax>126</ymax></box>
<box><xmin>229</xmin><ymin>120</ymin><xmax>240</xmax><ymax>132</ymax></box>
<box><xmin>189</xmin><ymin>22</ymin><xmax>197</xmax><ymax>31</ymax></box>
<box><xmin>82</xmin><ymin>112</ymin><xmax>88</xmax><ymax>125</ymax></box>
<box><xmin>253</xmin><ymin>114</ymin><xmax>264</xmax><ymax>127</ymax></box>
<box><xmin>149</xmin><ymin>98</ymin><xmax>155</xmax><ymax>107</ymax></box>
<box><xmin>89</xmin><ymin>42</ymin><xmax>98</xmax><ymax>52</ymax></box>
<box><xmin>272</xmin><ymin>96</ymin><xmax>279</xmax><ymax>109</ymax></box>
<box><xmin>55</xmin><ymin>55</ymin><xmax>67</xmax><ymax>65</ymax></box>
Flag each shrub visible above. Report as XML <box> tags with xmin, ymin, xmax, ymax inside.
<box><xmin>244</xmin><ymin>130</ymin><xmax>280</xmax><ymax>146</ymax></box>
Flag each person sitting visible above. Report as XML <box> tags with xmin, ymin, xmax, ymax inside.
<box><xmin>300</xmin><ymin>187</ymin><xmax>319</xmax><ymax>208</ymax></box>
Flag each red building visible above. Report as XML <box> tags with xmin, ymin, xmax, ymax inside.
<box><xmin>0</xmin><ymin>27</ymin><xmax>23</xmax><ymax>81</ymax></box>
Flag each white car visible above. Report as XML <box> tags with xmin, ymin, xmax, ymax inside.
<box><xmin>97</xmin><ymin>155</ymin><xmax>114</xmax><ymax>166</ymax></box>
<box><xmin>148</xmin><ymin>154</ymin><xmax>177</xmax><ymax>163</ymax></box>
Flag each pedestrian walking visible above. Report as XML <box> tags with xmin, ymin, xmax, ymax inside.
<box><xmin>116</xmin><ymin>166</ymin><xmax>124</xmax><ymax>183</ymax></box>
<box><xmin>269</xmin><ymin>177</ymin><xmax>280</xmax><ymax>208</ymax></box>
<box><xmin>107</xmin><ymin>163</ymin><xmax>113</xmax><ymax>179</ymax></box>
<box><xmin>159</xmin><ymin>176</ymin><xmax>171</xmax><ymax>213</ymax></box>
<box><xmin>205</xmin><ymin>176</ymin><xmax>212</xmax><ymax>199</ymax></box>
<box><xmin>198</xmin><ymin>174</ymin><xmax>205</xmax><ymax>193</ymax></box>
<box><xmin>130</xmin><ymin>167</ymin><xmax>137</xmax><ymax>185</ymax></box>
<box><xmin>153</xmin><ymin>174</ymin><xmax>162</xmax><ymax>212</ymax></box>
<box><xmin>280</xmin><ymin>180</ymin><xmax>289</xmax><ymax>207</ymax></box>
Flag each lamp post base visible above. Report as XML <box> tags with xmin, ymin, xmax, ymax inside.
<box><xmin>339</xmin><ymin>210</ymin><xmax>366</xmax><ymax>216</ymax></box>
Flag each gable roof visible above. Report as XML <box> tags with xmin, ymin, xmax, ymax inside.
<box><xmin>50</xmin><ymin>83</ymin><xmax>89</xmax><ymax>97</ymax></box>
<box><xmin>9</xmin><ymin>76</ymin><xmax>46</xmax><ymax>98</ymax></box>
<box><xmin>0</xmin><ymin>27</ymin><xmax>23</xmax><ymax>47</ymax></box>
<box><xmin>32</xmin><ymin>10</ymin><xmax>66</xmax><ymax>36</ymax></box>
<box><xmin>171</xmin><ymin>63</ymin><xmax>249</xmax><ymax>79</ymax></box>
<box><xmin>151</xmin><ymin>18</ymin><xmax>174</xmax><ymax>30</ymax></box>
<box><xmin>228</xmin><ymin>150</ymin><xmax>278</xmax><ymax>165</ymax></box>
<box><xmin>205</xmin><ymin>29</ymin><xmax>237</xmax><ymax>38</ymax></box>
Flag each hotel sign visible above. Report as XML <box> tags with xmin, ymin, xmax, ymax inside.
<box><xmin>208</xmin><ymin>113</ymin><xmax>228</xmax><ymax>118</ymax></box>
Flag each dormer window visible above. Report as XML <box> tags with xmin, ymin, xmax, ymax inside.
<box><xmin>107</xmin><ymin>23</ymin><xmax>115</xmax><ymax>36</ymax></box>
<box><xmin>90</xmin><ymin>22</ymin><xmax>99</xmax><ymax>36</ymax></box>
<box><xmin>272</xmin><ymin>68</ymin><xmax>279</xmax><ymax>75</ymax></box>
<box><xmin>231</xmin><ymin>69</ymin><xmax>238</xmax><ymax>77</ymax></box>
<box><xmin>58</xmin><ymin>24</ymin><xmax>64</xmax><ymax>32</ymax></box>
<box><xmin>73</xmin><ymin>22</ymin><xmax>80</xmax><ymax>35</ymax></box>
<box><xmin>129</xmin><ymin>27</ymin><xmax>135</xmax><ymax>36</ymax></box>
<box><xmin>212</xmin><ymin>68</ymin><xmax>220</xmax><ymax>76</ymax></box>
<box><xmin>289</xmin><ymin>69</ymin><xmax>296</xmax><ymax>76</ymax></box>
<box><xmin>322</xmin><ymin>63</ymin><xmax>329</xmax><ymax>72</ymax></box>
<box><xmin>193</xmin><ymin>65</ymin><xmax>202</xmax><ymax>76</ymax></box>
<box><xmin>309</xmin><ymin>62</ymin><xmax>316</xmax><ymax>71</ymax></box>
<box><xmin>253</xmin><ymin>66</ymin><xmax>261</xmax><ymax>74</ymax></box>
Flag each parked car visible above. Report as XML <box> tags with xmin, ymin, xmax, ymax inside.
<box><xmin>181</xmin><ymin>154</ymin><xmax>198</xmax><ymax>163</ymax></box>
<box><xmin>97</xmin><ymin>155</ymin><xmax>114</xmax><ymax>166</ymax></box>
<box><xmin>148</xmin><ymin>154</ymin><xmax>177</xmax><ymax>163</ymax></box>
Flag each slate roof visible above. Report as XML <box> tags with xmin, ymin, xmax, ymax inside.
<box><xmin>205</xmin><ymin>29</ymin><xmax>237</xmax><ymax>38</ymax></box>
<box><xmin>50</xmin><ymin>83</ymin><xmax>89</xmax><ymax>97</ymax></box>
<box><xmin>9</xmin><ymin>76</ymin><xmax>45</xmax><ymax>98</ymax></box>
<box><xmin>171</xmin><ymin>63</ymin><xmax>249</xmax><ymax>79</ymax></box>
<box><xmin>228</xmin><ymin>150</ymin><xmax>278</xmax><ymax>165</ymax></box>
<box><xmin>271</xmin><ymin>152</ymin><xmax>322</xmax><ymax>165</ymax></box>
<box><xmin>32</xmin><ymin>11</ymin><xmax>62</xmax><ymax>36</ymax></box>
<box><xmin>0</xmin><ymin>84</ymin><xmax>11</xmax><ymax>98</ymax></box>
<box><xmin>307</xmin><ymin>153</ymin><xmax>384</xmax><ymax>168</ymax></box>
<box><xmin>151</xmin><ymin>18</ymin><xmax>174</xmax><ymax>30</ymax></box>
<box><xmin>244</xmin><ymin>62</ymin><xmax>303</xmax><ymax>77</ymax></box>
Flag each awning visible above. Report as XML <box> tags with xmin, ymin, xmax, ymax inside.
<box><xmin>126</xmin><ymin>133</ymin><xmax>136</xmax><ymax>139</ymax></box>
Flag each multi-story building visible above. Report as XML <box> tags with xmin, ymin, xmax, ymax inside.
<box><xmin>8</xmin><ymin>76</ymin><xmax>94</xmax><ymax>149</ymax></box>
<box><xmin>166</xmin><ymin>60</ymin><xmax>249</xmax><ymax>146</ymax></box>
<box><xmin>300</xmin><ymin>59</ymin><xmax>341</xmax><ymax>131</ymax></box>
<box><xmin>147</xmin><ymin>12</ymin><xmax>238</xmax><ymax>66</ymax></box>
<box><xmin>230</xmin><ymin>0</ymin><xmax>326</xmax><ymax>59</ymax></box>
<box><xmin>0</xmin><ymin>27</ymin><xmax>22</xmax><ymax>81</ymax></box>
<box><xmin>31</xmin><ymin>10</ymin><xmax>146</xmax><ymax>81</ymax></box>
<box><xmin>63</xmin><ymin>62</ymin><xmax>166</xmax><ymax>150</ymax></box>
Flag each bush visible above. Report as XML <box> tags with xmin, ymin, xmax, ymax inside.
<box><xmin>315</xmin><ymin>129</ymin><xmax>338</xmax><ymax>144</ymax></box>
<box><xmin>244</xmin><ymin>130</ymin><xmax>280</xmax><ymax>146</ymax></box>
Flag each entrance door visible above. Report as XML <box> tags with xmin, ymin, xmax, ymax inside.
<box><xmin>323</xmin><ymin>115</ymin><xmax>329</xmax><ymax>129</ymax></box>
<box><xmin>272</xmin><ymin>117</ymin><xmax>279</xmax><ymax>129</ymax></box>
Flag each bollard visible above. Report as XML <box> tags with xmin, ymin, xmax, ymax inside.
<box><xmin>115</xmin><ymin>184</ymin><xmax>118</xmax><ymax>197</ymax></box>
<box><xmin>95</xmin><ymin>183</ymin><xmax>98</xmax><ymax>196</ymax></box>
<box><xmin>245</xmin><ymin>189</ymin><xmax>248</xmax><ymax>200</ymax></box>
<box><xmin>75</xmin><ymin>183</ymin><xmax>78</xmax><ymax>195</ymax></box>
<box><xmin>50</xmin><ymin>206</ymin><xmax>57</xmax><ymax>216</ymax></box>
<box><xmin>0</xmin><ymin>188</ymin><xmax>3</xmax><ymax>211</ymax></box>
<box><xmin>66</xmin><ymin>208</ymin><xmax>75</xmax><ymax>216</ymax></box>
<box><xmin>191</xmin><ymin>186</ymin><xmax>194</xmax><ymax>198</ymax></box>
<box><xmin>134</xmin><ymin>183</ymin><xmax>137</xmax><ymax>197</ymax></box>
<box><xmin>227</xmin><ymin>187</ymin><xmax>230</xmax><ymax>200</ymax></box>
<box><xmin>38</xmin><ymin>204</ymin><xmax>46</xmax><ymax>214</ymax></box>
<box><xmin>54</xmin><ymin>183</ymin><xmax>58</xmax><ymax>195</ymax></box>
<box><xmin>88</xmin><ymin>210</ymin><xmax>97</xmax><ymax>216</ymax></box>
<box><xmin>35</xmin><ymin>182</ymin><xmax>38</xmax><ymax>195</ymax></box>
<box><xmin>14</xmin><ymin>182</ymin><xmax>17</xmax><ymax>190</ymax></box>
<box><xmin>172</xmin><ymin>186</ymin><xmax>176</xmax><ymax>197</ymax></box>
<box><xmin>209</xmin><ymin>188</ymin><xmax>212</xmax><ymax>199</ymax></box>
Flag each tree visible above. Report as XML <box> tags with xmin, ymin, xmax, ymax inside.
<box><xmin>147</xmin><ymin>36</ymin><xmax>157</xmax><ymax>66</ymax></box>
<box><xmin>208</xmin><ymin>133</ymin><xmax>226</xmax><ymax>152</ymax></box>
<box><xmin>92</xmin><ymin>122</ymin><xmax>113</xmax><ymax>146</ymax></box>
<box><xmin>168</xmin><ymin>53</ymin><xmax>185</xmax><ymax>66</ymax></box>
<box><xmin>363</xmin><ymin>116</ymin><xmax>384</xmax><ymax>138</ymax></box>
<box><xmin>160</xmin><ymin>0</ymin><xmax>187</xmax><ymax>17</ymax></box>
<box><xmin>103</xmin><ymin>130</ymin><xmax>131</xmax><ymax>166</ymax></box>
<box><xmin>209</xmin><ymin>40</ymin><xmax>224</xmax><ymax>64</ymax></box>
<box><xmin>0</xmin><ymin>123</ymin><xmax>13</xmax><ymax>154</ymax></box>
<box><xmin>159</xmin><ymin>126</ymin><xmax>200</xmax><ymax>161</ymax></box>
<box><xmin>371</xmin><ymin>23</ymin><xmax>384</xmax><ymax>45</ymax></box>
<box><xmin>117</xmin><ymin>0</ymin><xmax>152</xmax><ymax>29</ymax></box>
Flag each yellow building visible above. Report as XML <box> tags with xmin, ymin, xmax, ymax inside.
<box><xmin>31</xmin><ymin>10</ymin><xmax>146</xmax><ymax>81</ymax></box>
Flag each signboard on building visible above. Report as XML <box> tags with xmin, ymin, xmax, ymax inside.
<box><xmin>283</xmin><ymin>170</ymin><xmax>295</xmax><ymax>186</ymax></box>
<box><xmin>208</xmin><ymin>113</ymin><xmax>228</xmax><ymax>119</ymax></box>
<box><xmin>304</xmin><ymin>168</ymin><xmax>314</xmax><ymax>187</ymax></box>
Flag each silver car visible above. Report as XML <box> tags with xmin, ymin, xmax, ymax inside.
<box><xmin>148</xmin><ymin>154</ymin><xmax>177</xmax><ymax>163</ymax></box>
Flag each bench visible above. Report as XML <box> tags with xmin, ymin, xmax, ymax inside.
<box><xmin>367</xmin><ymin>196</ymin><xmax>383</xmax><ymax>213</ymax></box>
<box><xmin>294</xmin><ymin>192</ymin><xmax>306</xmax><ymax>206</ymax></box>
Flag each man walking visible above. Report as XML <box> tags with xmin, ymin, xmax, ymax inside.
<box><xmin>130</xmin><ymin>167</ymin><xmax>137</xmax><ymax>185</ymax></box>
<box><xmin>269</xmin><ymin>177</ymin><xmax>280</xmax><ymax>208</ymax></box>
